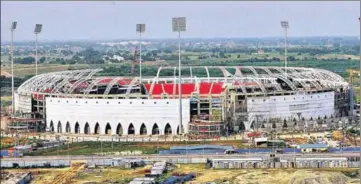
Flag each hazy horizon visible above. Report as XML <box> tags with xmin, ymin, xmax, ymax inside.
<box><xmin>1</xmin><ymin>1</ymin><xmax>360</xmax><ymax>42</ymax></box>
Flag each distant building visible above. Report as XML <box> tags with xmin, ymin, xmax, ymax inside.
<box><xmin>257</xmin><ymin>49</ymin><xmax>264</xmax><ymax>54</ymax></box>
<box><xmin>112</xmin><ymin>55</ymin><xmax>124</xmax><ymax>61</ymax></box>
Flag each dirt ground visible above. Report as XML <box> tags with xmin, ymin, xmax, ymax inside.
<box><xmin>3</xmin><ymin>164</ymin><xmax>359</xmax><ymax>184</ymax></box>
<box><xmin>172</xmin><ymin>164</ymin><xmax>359</xmax><ymax>184</ymax></box>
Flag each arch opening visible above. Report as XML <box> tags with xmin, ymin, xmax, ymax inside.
<box><xmin>84</xmin><ymin>122</ymin><xmax>90</xmax><ymax>134</ymax></box>
<box><xmin>152</xmin><ymin>124</ymin><xmax>160</xmax><ymax>135</ymax></box>
<box><xmin>105</xmin><ymin>123</ymin><xmax>112</xmax><ymax>135</ymax></box>
<box><xmin>116</xmin><ymin>123</ymin><xmax>123</xmax><ymax>135</ymax></box>
<box><xmin>50</xmin><ymin>121</ymin><xmax>54</xmax><ymax>132</ymax></box>
<box><xmin>94</xmin><ymin>123</ymin><xmax>100</xmax><ymax>134</ymax></box>
<box><xmin>164</xmin><ymin>123</ymin><xmax>172</xmax><ymax>135</ymax></box>
<box><xmin>140</xmin><ymin>123</ymin><xmax>147</xmax><ymax>135</ymax></box>
<box><xmin>75</xmin><ymin>122</ymin><xmax>80</xmax><ymax>134</ymax></box>
<box><xmin>66</xmin><ymin>122</ymin><xmax>71</xmax><ymax>133</ymax></box>
<box><xmin>57</xmin><ymin>121</ymin><xmax>62</xmax><ymax>133</ymax></box>
<box><xmin>128</xmin><ymin>123</ymin><xmax>135</xmax><ymax>135</ymax></box>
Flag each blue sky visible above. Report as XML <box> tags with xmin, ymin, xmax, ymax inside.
<box><xmin>1</xmin><ymin>1</ymin><xmax>360</xmax><ymax>41</ymax></box>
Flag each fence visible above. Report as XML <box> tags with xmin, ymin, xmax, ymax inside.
<box><xmin>208</xmin><ymin>159</ymin><xmax>360</xmax><ymax>169</ymax></box>
<box><xmin>1</xmin><ymin>159</ymin><xmax>71</xmax><ymax>168</ymax></box>
<box><xmin>86</xmin><ymin>158</ymin><xmax>146</xmax><ymax>168</ymax></box>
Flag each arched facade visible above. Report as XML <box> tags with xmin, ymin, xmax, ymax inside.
<box><xmin>46</xmin><ymin>99</ymin><xmax>189</xmax><ymax>135</ymax></box>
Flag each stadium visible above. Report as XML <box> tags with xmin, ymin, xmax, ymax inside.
<box><xmin>13</xmin><ymin>66</ymin><xmax>351</xmax><ymax>137</ymax></box>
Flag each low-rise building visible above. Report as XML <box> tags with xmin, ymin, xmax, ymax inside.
<box><xmin>297</xmin><ymin>144</ymin><xmax>328</xmax><ymax>153</ymax></box>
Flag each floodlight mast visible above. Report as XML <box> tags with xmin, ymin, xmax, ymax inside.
<box><xmin>359</xmin><ymin>16</ymin><xmax>360</xmax><ymax>184</ymax></box>
<box><xmin>10</xmin><ymin>22</ymin><xmax>17</xmax><ymax>116</ymax></box>
<box><xmin>136</xmin><ymin>24</ymin><xmax>145</xmax><ymax>83</ymax></box>
<box><xmin>281</xmin><ymin>21</ymin><xmax>289</xmax><ymax>77</ymax></box>
<box><xmin>34</xmin><ymin>24</ymin><xmax>42</xmax><ymax>76</ymax></box>
<box><xmin>172</xmin><ymin>17</ymin><xmax>186</xmax><ymax>135</ymax></box>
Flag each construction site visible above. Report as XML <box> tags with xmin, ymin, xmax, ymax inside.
<box><xmin>3</xmin><ymin>66</ymin><xmax>352</xmax><ymax>138</ymax></box>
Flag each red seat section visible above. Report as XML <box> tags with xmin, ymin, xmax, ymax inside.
<box><xmin>210</xmin><ymin>82</ymin><xmax>224</xmax><ymax>94</ymax></box>
<box><xmin>76</xmin><ymin>81</ymin><xmax>89</xmax><ymax>89</ymax></box>
<box><xmin>117</xmin><ymin>79</ymin><xmax>133</xmax><ymax>85</ymax></box>
<box><xmin>163</xmin><ymin>83</ymin><xmax>175</xmax><ymax>95</ymax></box>
<box><xmin>152</xmin><ymin>84</ymin><xmax>163</xmax><ymax>95</ymax></box>
<box><xmin>181</xmin><ymin>83</ymin><xmax>196</xmax><ymax>95</ymax></box>
<box><xmin>144</xmin><ymin>84</ymin><xmax>152</xmax><ymax>94</ymax></box>
<box><xmin>199</xmin><ymin>82</ymin><xmax>212</xmax><ymax>94</ymax></box>
<box><xmin>144</xmin><ymin>82</ymin><xmax>224</xmax><ymax>96</ymax></box>
<box><xmin>144</xmin><ymin>84</ymin><xmax>163</xmax><ymax>95</ymax></box>
<box><xmin>43</xmin><ymin>88</ymin><xmax>53</xmax><ymax>93</ymax></box>
<box><xmin>97</xmin><ymin>78</ymin><xmax>113</xmax><ymax>85</ymax></box>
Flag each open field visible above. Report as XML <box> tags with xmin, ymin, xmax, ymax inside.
<box><xmin>1</xmin><ymin>64</ymin><xmax>90</xmax><ymax>77</ymax></box>
<box><xmin>3</xmin><ymin>164</ymin><xmax>359</xmax><ymax>184</ymax></box>
<box><xmin>0</xmin><ymin>96</ymin><xmax>11</xmax><ymax>102</ymax></box>
<box><xmin>172</xmin><ymin>164</ymin><xmax>359</xmax><ymax>184</ymax></box>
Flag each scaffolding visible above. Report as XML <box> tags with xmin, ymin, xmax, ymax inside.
<box><xmin>7</xmin><ymin>113</ymin><xmax>43</xmax><ymax>133</ymax></box>
<box><xmin>188</xmin><ymin>118</ymin><xmax>225</xmax><ymax>139</ymax></box>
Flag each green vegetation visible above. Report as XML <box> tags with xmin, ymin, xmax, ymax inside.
<box><xmin>24</xmin><ymin>140</ymin><xmax>246</xmax><ymax>156</ymax></box>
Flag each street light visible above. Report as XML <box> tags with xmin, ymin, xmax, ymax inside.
<box><xmin>281</xmin><ymin>21</ymin><xmax>289</xmax><ymax>77</ymax></box>
<box><xmin>34</xmin><ymin>24</ymin><xmax>42</xmax><ymax>76</ymax></box>
<box><xmin>172</xmin><ymin>17</ymin><xmax>186</xmax><ymax>135</ymax></box>
<box><xmin>136</xmin><ymin>24</ymin><xmax>145</xmax><ymax>83</ymax></box>
<box><xmin>10</xmin><ymin>21</ymin><xmax>17</xmax><ymax>116</ymax></box>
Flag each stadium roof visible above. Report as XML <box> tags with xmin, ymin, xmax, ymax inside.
<box><xmin>17</xmin><ymin>66</ymin><xmax>348</xmax><ymax>96</ymax></box>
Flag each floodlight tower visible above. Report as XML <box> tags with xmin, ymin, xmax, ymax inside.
<box><xmin>281</xmin><ymin>21</ymin><xmax>289</xmax><ymax>77</ymax></box>
<box><xmin>34</xmin><ymin>24</ymin><xmax>43</xmax><ymax>76</ymax></box>
<box><xmin>136</xmin><ymin>24</ymin><xmax>145</xmax><ymax>83</ymax></box>
<box><xmin>358</xmin><ymin>17</ymin><xmax>361</xmax><ymax>183</ymax></box>
<box><xmin>172</xmin><ymin>17</ymin><xmax>186</xmax><ymax>134</ymax></box>
<box><xmin>10</xmin><ymin>21</ymin><xmax>17</xmax><ymax>116</ymax></box>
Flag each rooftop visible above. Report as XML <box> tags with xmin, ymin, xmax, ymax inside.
<box><xmin>297</xmin><ymin>144</ymin><xmax>328</xmax><ymax>149</ymax></box>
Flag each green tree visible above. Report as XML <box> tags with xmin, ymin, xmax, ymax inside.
<box><xmin>39</xmin><ymin>56</ymin><xmax>46</xmax><ymax>63</ymax></box>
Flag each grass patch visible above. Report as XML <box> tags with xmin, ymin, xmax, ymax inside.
<box><xmin>24</xmin><ymin>140</ymin><xmax>246</xmax><ymax>156</ymax></box>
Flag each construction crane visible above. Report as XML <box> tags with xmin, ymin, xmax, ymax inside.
<box><xmin>131</xmin><ymin>46</ymin><xmax>139</xmax><ymax>75</ymax></box>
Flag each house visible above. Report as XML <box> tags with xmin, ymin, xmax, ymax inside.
<box><xmin>297</xmin><ymin>144</ymin><xmax>328</xmax><ymax>153</ymax></box>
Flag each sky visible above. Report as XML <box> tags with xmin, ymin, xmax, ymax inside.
<box><xmin>1</xmin><ymin>1</ymin><xmax>360</xmax><ymax>41</ymax></box>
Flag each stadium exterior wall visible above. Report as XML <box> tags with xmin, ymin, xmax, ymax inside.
<box><xmin>45</xmin><ymin>98</ymin><xmax>190</xmax><ymax>135</ymax></box>
<box><xmin>14</xmin><ymin>93</ymin><xmax>32</xmax><ymax>113</ymax></box>
<box><xmin>246</xmin><ymin>91</ymin><xmax>335</xmax><ymax>129</ymax></box>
